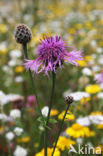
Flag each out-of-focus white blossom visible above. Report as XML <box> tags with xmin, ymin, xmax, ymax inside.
<box><xmin>5</xmin><ymin>132</ymin><xmax>14</xmax><ymax>141</ymax></box>
<box><xmin>41</xmin><ymin>106</ymin><xmax>49</xmax><ymax>117</ymax></box>
<box><xmin>14</xmin><ymin>127</ymin><xmax>23</xmax><ymax>136</ymax></box>
<box><xmin>10</xmin><ymin>109</ymin><xmax>21</xmax><ymax>119</ymax></box>
<box><xmin>14</xmin><ymin>146</ymin><xmax>27</xmax><ymax>156</ymax></box>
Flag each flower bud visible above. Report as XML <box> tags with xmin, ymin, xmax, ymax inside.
<box><xmin>15</xmin><ymin>24</ymin><xmax>32</xmax><ymax>44</ymax></box>
<box><xmin>65</xmin><ymin>96</ymin><xmax>73</xmax><ymax>105</ymax></box>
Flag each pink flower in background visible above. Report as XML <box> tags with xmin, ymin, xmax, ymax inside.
<box><xmin>24</xmin><ymin>36</ymin><xmax>83</xmax><ymax>75</ymax></box>
<box><xmin>95</xmin><ymin>72</ymin><xmax>103</xmax><ymax>84</ymax></box>
<box><xmin>26</xmin><ymin>95</ymin><xmax>37</xmax><ymax>107</ymax></box>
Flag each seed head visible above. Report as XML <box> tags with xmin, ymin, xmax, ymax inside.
<box><xmin>65</xmin><ymin>96</ymin><xmax>74</xmax><ymax>105</ymax></box>
<box><xmin>15</xmin><ymin>24</ymin><xmax>32</xmax><ymax>44</ymax></box>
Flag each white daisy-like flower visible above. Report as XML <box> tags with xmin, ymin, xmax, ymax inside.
<box><xmin>89</xmin><ymin>115</ymin><xmax>103</xmax><ymax>124</ymax></box>
<box><xmin>69</xmin><ymin>92</ymin><xmax>90</xmax><ymax>101</ymax></box>
<box><xmin>14</xmin><ymin>146</ymin><xmax>27</xmax><ymax>156</ymax></box>
<box><xmin>5</xmin><ymin>132</ymin><xmax>14</xmax><ymax>141</ymax></box>
<box><xmin>82</xmin><ymin>68</ymin><xmax>92</xmax><ymax>76</ymax></box>
<box><xmin>9</xmin><ymin>50</ymin><xmax>22</xmax><ymax>58</ymax></box>
<box><xmin>76</xmin><ymin>116</ymin><xmax>91</xmax><ymax>126</ymax></box>
<box><xmin>0</xmin><ymin>113</ymin><xmax>12</xmax><ymax>122</ymax></box>
<box><xmin>14</xmin><ymin>127</ymin><xmax>23</xmax><ymax>136</ymax></box>
<box><xmin>10</xmin><ymin>109</ymin><xmax>21</xmax><ymax>119</ymax></box>
<box><xmin>97</xmin><ymin>92</ymin><xmax>103</xmax><ymax>99</ymax></box>
<box><xmin>41</xmin><ymin>106</ymin><xmax>49</xmax><ymax>117</ymax></box>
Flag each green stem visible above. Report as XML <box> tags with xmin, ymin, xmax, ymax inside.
<box><xmin>22</xmin><ymin>43</ymin><xmax>42</xmax><ymax>116</ymax></box>
<box><xmin>51</xmin><ymin>103</ymin><xmax>71</xmax><ymax>156</ymax></box>
<box><xmin>44</xmin><ymin>72</ymin><xmax>56</xmax><ymax>156</ymax></box>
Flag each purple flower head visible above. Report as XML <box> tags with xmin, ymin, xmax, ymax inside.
<box><xmin>24</xmin><ymin>36</ymin><xmax>83</xmax><ymax>75</ymax></box>
<box><xmin>95</xmin><ymin>71</ymin><xmax>103</xmax><ymax>84</ymax></box>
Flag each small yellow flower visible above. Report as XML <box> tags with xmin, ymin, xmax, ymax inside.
<box><xmin>35</xmin><ymin>147</ymin><xmax>60</xmax><ymax>156</ymax></box>
<box><xmin>0</xmin><ymin>24</ymin><xmax>8</xmax><ymax>33</ymax></box>
<box><xmin>58</xmin><ymin>110</ymin><xmax>75</xmax><ymax>121</ymax></box>
<box><xmin>66</xmin><ymin>123</ymin><xmax>95</xmax><ymax>138</ymax></box>
<box><xmin>0</xmin><ymin>126</ymin><xmax>4</xmax><ymax>134</ymax></box>
<box><xmin>85</xmin><ymin>55</ymin><xmax>92</xmax><ymax>62</ymax></box>
<box><xmin>50</xmin><ymin>109</ymin><xmax>58</xmax><ymax>116</ymax></box>
<box><xmin>69</xmin><ymin>28</ymin><xmax>76</xmax><ymax>34</ymax></box>
<box><xmin>75</xmin><ymin>23</ymin><xmax>83</xmax><ymax>29</ymax></box>
<box><xmin>90</xmin><ymin>111</ymin><xmax>103</xmax><ymax>116</ymax></box>
<box><xmin>97</xmin><ymin>124</ymin><xmax>103</xmax><ymax>129</ymax></box>
<box><xmin>80</xmin><ymin>97</ymin><xmax>91</xmax><ymax>105</ymax></box>
<box><xmin>77</xmin><ymin>60</ymin><xmax>87</xmax><ymax>67</ymax></box>
<box><xmin>85</xmin><ymin>84</ymin><xmax>101</xmax><ymax>94</ymax></box>
<box><xmin>15</xmin><ymin>66</ymin><xmax>24</xmax><ymax>73</ymax></box>
<box><xmin>17</xmin><ymin>136</ymin><xmax>30</xmax><ymax>143</ymax></box>
<box><xmin>56</xmin><ymin>136</ymin><xmax>75</xmax><ymax>151</ymax></box>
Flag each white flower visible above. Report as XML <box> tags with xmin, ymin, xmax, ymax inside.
<box><xmin>82</xmin><ymin>68</ymin><xmax>92</xmax><ymax>76</ymax></box>
<box><xmin>76</xmin><ymin>138</ymin><xmax>83</xmax><ymax>144</ymax></box>
<box><xmin>0</xmin><ymin>91</ymin><xmax>8</xmax><ymax>105</ymax></box>
<box><xmin>0</xmin><ymin>113</ymin><xmax>12</xmax><ymax>122</ymax></box>
<box><xmin>69</xmin><ymin>92</ymin><xmax>90</xmax><ymax>101</ymax></box>
<box><xmin>6</xmin><ymin>94</ymin><xmax>23</xmax><ymax>102</ymax></box>
<box><xmin>97</xmin><ymin>92</ymin><xmax>103</xmax><ymax>99</ymax></box>
<box><xmin>14</xmin><ymin>146</ymin><xmax>27</xmax><ymax>156</ymax></box>
<box><xmin>92</xmin><ymin>66</ymin><xmax>100</xmax><ymax>72</ymax></box>
<box><xmin>76</xmin><ymin>117</ymin><xmax>90</xmax><ymax>126</ymax></box>
<box><xmin>15</xmin><ymin>76</ymin><xmax>23</xmax><ymax>83</ymax></box>
<box><xmin>41</xmin><ymin>106</ymin><xmax>49</xmax><ymax>117</ymax></box>
<box><xmin>6</xmin><ymin>132</ymin><xmax>14</xmax><ymax>141</ymax></box>
<box><xmin>89</xmin><ymin>115</ymin><xmax>103</xmax><ymax>124</ymax></box>
<box><xmin>9</xmin><ymin>50</ymin><xmax>22</xmax><ymax>58</ymax></box>
<box><xmin>97</xmin><ymin>47</ymin><xmax>103</xmax><ymax>53</ymax></box>
<box><xmin>98</xmin><ymin>56</ymin><xmax>103</xmax><ymax>65</ymax></box>
<box><xmin>14</xmin><ymin>127</ymin><xmax>23</xmax><ymax>136</ymax></box>
<box><xmin>10</xmin><ymin>109</ymin><xmax>21</xmax><ymax>119</ymax></box>
<box><xmin>90</xmin><ymin>40</ymin><xmax>97</xmax><ymax>47</ymax></box>
<box><xmin>8</xmin><ymin>59</ymin><xmax>17</xmax><ymax>67</ymax></box>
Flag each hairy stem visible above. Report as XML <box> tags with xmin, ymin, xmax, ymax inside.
<box><xmin>44</xmin><ymin>72</ymin><xmax>56</xmax><ymax>156</ymax></box>
<box><xmin>22</xmin><ymin>43</ymin><xmax>42</xmax><ymax>116</ymax></box>
<box><xmin>51</xmin><ymin>103</ymin><xmax>71</xmax><ymax>156</ymax></box>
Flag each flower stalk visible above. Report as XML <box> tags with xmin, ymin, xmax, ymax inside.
<box><xmin>22</xmin><ymin>43</ymin><xmax>42</xmax><ymax>116</ymax></box>
<box><xmin>51</xmin><ymin>96</ymin><xmax>73</xmax><ymax>156</ymax></box>
<box><xmin>44</xmin><ymin>72</ymin><xmax>56</xmax><ymax>156</ymax></box>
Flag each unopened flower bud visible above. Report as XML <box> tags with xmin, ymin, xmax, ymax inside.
<box><xmin>65</xmin><ymin>96</ymin><xmax>73</xmax><ymax>105</ymax></box>
<box><xmin>15</xmin><ymin>24</ymin><xmax>32</xmax><ymax>44</ymax></box>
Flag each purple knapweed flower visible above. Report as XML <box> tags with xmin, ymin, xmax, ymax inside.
<box><xmin>24</xmin><ymin>36</ymin><xmax>83</xmax><ymax>75</ymax></box>
<box><xmin>95</xmin><ymin>72</ymin><xmax>103</xmax><ymax>84</ymax></box>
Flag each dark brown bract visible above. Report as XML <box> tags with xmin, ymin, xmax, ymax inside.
<box><xmin>65</xmin><ymin>96</ymin><xmax>74</xmax><ymax>105</ymax></box>
<box><xmin>15</xmin><ymin>24</ymin><xmax>32</xmax><ymax>44</ymax></box>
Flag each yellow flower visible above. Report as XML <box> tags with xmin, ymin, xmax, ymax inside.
<box><xmin>0</xmin><ymin>24</ymin><xmax>8</xmax><ymax>33</ymax></box>
<box><xmin>69</xmin><ymin>28</ymin><xmax>76</xmax><ymax>34</ymax></box>
<box><xmin>65</xmin><ymin>123</ymin><xmax>95</xmax><ymax>138</ymax></box>
<box><xmin>50</xmin><ymin>109</ymin><xmax>58</xmax><ymax>116</ymax></box>
<box><xmin>15</xmin><ymin>66</ymin><xmax>24</xmax><ymax>73</ymax></box>
<box><xmin>56</xmin><ymin>136</ymin><xmax>75</xmax><ymax>151</ymax></box>
<box><xmin>0</xmin><ymin>126</ymin><xmax>4</xmax><ymax>134</ymax></box>
<box><xmin>90</xmin><ymin>111</ymin><xmax>103</xmax><ymax>116</ymax></box>
<box><xmin>85</xmin><ymin>84</ymin><xmax>101</xmax><ymax>94</ymax></box>
<box><xmin>58</xmin><ymin>110</ymin><xmax>75</xmax><ymax>121</ymax></box>
<box><xmin>75</xmin><ymin>23</ymin><xmax>83</xmax><ymax>29</ymax></box>
<box><xmin>17</xmin><ymin>136</ymin><xmax>30</xmax><ymax>143</ymax></box>
<box><xmin>35</xmin><ymin>147</ymin><xmax>60</xmax><ymax>156</ymax></box>
<box><xmin>84</xmin><ymin>55</ymin><xmax>92</xmax><ymax>62</ymax></box>
<box><xmin>97</xmin><ymin>124</ymin><xmax>103</xmax><ymax>129</ymax></box>
<box><xmin>77</xmin><ymin>60</ymin><xmax>87</xmax><ymax>67</ymax></box>
<box><xmin>0</xmin><ymin>44</ymin><xmax>8</xmax><ymax>55</ymax></box>
<box><xmin>80</xmin><ymin>97</ymin><xmax>91</xmax><ymax>105</ymax></box>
